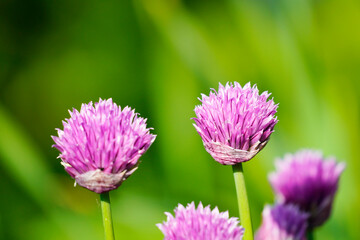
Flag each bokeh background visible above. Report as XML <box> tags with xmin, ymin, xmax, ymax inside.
<box><xmin>0</xmin><ymin>0</ymin><xmax>359</xmax><ymax>239</ymax></box>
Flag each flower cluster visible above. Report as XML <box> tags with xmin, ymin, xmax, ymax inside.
<box><xmin>193</xmin><ymin>82</ymin><xmax>278</xmax><ymax>165</ymax></box>
<box><xmin>157</xmin><ymin>202</ymin><xmax>244</xmax><ymax>240</ymax></box>
<box><xmin>52</xmin><ymin>98</ymin><xmax>156</xmax><ymax>193</ymax></box>
<box><xmin>51</xmin><ymin>82</ymin><xmax>346</xmax><ymax>240</ymax></box>
<box><xmin>269</xmin><ymin>149</ymin><xmax>345</xmax><ymax>228</ymax></box>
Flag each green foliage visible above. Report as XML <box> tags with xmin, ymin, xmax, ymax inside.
<box><xmin>0</xmin><ymin>0</ymin><xmax>359</xmax><ymax>239</ymax></box>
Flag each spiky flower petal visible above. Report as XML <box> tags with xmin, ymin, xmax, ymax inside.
<box><xmin>157</xmin><ymin>202</ymin><xmax>244</xmax><ymax>240</ymax></box>
<box><xmin>52</xmin><ymin>98</ymin><xmax>156</xmax><ymax>193</ymax></box>
<box><xmin>193</xmin><ymin>82</ymin><xmax>278</xmax><ymax>165</ymax></box>
<box><xmin>269</xmin><ymin>149</ymin><xmax>345</xmax><ymax>228</ymax></box>
<box><xmin>255</xmin><ymin>204</ymin><xmax>308</xmax><ymax>240</ymax></box>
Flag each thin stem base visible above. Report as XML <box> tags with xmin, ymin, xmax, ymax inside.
<box><xmin>232</xmin><ymin>163</ymin><xmax>253</xmax><ymax>240</ymax></box>
<box><xmin>307</xmin><ymin>230</ymin><xmax>314</xmax><ymax>240</ymax></box>
<box><xmin>100</xmin><ymin>192</ymin><xmax>115</xmax><ymax>240</ymax></box>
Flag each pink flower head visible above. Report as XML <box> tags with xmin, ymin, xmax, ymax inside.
<box><xmin>52</xmin><ymin>98</ymin><xmax>156</xmax><ymax>194</ymax></box>
<box><xmin>255</xmin><ymin>204</ymin><xmax>308</xmax><ymax>240</ymax></box>
<box><xmin>269</xmin><ymin>149</ymin><xmax>345</xmax><ymax>228</ymax></box>
<box><xmin>157</xmin><ymin>202</ymin><xmax>244</xmax><ymax>240</ymax></box>
<box><xmin>193</xmin><ymin>82</ymin><xmax>278</xmax><ymax>165</ymax></box>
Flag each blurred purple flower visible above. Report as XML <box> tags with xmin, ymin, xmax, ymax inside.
<box><xmin>52</xmin><ymin>98</ymin><xmax>156</xmax><ymax>194</ymax></box>
<box><xmin>269</xmin><ymin>149</ymin><xmax>345</xmax><ymax>228</ymax></box>
<box><xmin>157</xmin><ymin>202</ymin><xmax>244</xmax><ymax>240</ymax></box>
<box><xmin>255</xmin><ymin>204</ymin><xmax>308</xmax><ymax>240</ymax></box>
<box><xmin>193</xmin><ymin>82</ymin><xmax>278</xmax><ymax>165</ymax></box>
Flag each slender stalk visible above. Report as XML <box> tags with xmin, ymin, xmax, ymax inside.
<box><xmin>307</xmin><ymin>230</ymin><xmax>314</xmax><ymax>240</ymax></box>
<box><xmin>232</xmin><ymin>163</ymin><xmax>253</xmax><ymax>240</ymax></box>
<box><xmin>100</xmin><ymin>192</ymin><xmax>115</xmax><ymax>240</ymax></box>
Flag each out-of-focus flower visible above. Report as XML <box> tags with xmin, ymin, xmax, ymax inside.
<box><xmin>255</xmin><ymin>204</ymin><xmax>308</xmax><ymax>240</ymax></box>
<box><xmin>193</xmin><ymin>82</ymin><xmax>278</xmax><ymax>165</ymax></box>
<box><xmin>52</xmin><ymin>98</ymin><xmax>156</xmax><ymax>194</ymax></box>
<box><xmin>157</xmin><ymin>202</ymin><xmax>244</xmax><ymax>240</ymax></box>
<box><xmin>269</xmin><ymin>149</ymin><xmax>345</xmax><ymax>228</ymax></box>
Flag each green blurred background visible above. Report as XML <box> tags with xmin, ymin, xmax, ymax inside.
<box><xmin>0</xmin><ymin>0</ymin><xmax>359</xmax><ymax>239</ymax></box>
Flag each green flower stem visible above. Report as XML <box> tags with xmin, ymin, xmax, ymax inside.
<box><xmin>307</xmin><ymin>230</ymin><xmax>314</xmax><ymax>240</ymax></box>
<box><xmin>232</xmin><ymin>163</ymin><xmax>253</xmax><ymax>240</ymax></box>
<box><xmin>100</xmin><ymin>192</ymin><xmax>115</xmax><ymax>240</ymax></box>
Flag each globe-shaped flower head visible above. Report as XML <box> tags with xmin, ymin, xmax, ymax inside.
<box><xmin>157</xmin><ymin>202</ymin><xmax>244</xmax><ymax>240</ymax></box>
<box><xmin>52</xmin><ymin>98</ymin><xmax>156</xmax><ymax>194</ymax></box>
<box><xmin>269</xmin><ymin>149</ymin><xmax>345</xmax><ymax>228</ymax></box>
<box><xmin>255</xmin><ymin>204</ymin><xmax>308</xmax><ymax>240</ymax></box>
<box><xmin>193</xmin><ymin>82</ymin><xmax>278</xmax><ymax>165</ymax></box>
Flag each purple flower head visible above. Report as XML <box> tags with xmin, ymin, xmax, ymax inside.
<box><xmin>255</xmin><ymin>204</ymin><xmax>308</xmax><ymax>240</ymax></box>
<box><xmin>193</xmin><ymin>82</ymin><xmax>278</xmax><ymax>165</ymax></box>
<box><xmin>52</xmin><ymin>98</ymin><xmax>156</xmax><ymax>194</ymax></box>
<box><xmin>157</xmin><ymin>202</ymin><xmax>244</xmax><ymax>240</ymax></box>
<box><xmin>269</xmin><ymin>149</ymin><xmax>345</xmax><ymax>228</ymax></box>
